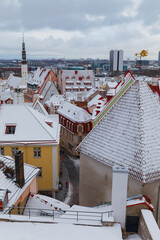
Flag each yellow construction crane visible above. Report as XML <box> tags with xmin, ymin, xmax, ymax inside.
<box><xmin>135</xmin><ymin>50</ymin><xmax>148</xmax><ymax>60</ymax></box>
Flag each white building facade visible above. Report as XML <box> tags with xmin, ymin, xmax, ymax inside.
<box><xmin>110</xmin><ymin>50</ymin><xmax>123</xmax><ymax>72</ymax></box>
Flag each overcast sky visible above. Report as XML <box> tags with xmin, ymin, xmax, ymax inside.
<box><xmin>0</xmin><ymin>0</ymin><xmax>160</xmax><ymax>60</ymax></box>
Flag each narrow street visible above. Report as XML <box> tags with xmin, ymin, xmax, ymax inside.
<box><xmin>56</xmin><ymin>153</ymin><xmax>79</xmax><ymax>206</ymax></box>
<box><xmin>63</xmin><ymin>154</ymin><xmax>79</xmax><ymax>206</ymax></box>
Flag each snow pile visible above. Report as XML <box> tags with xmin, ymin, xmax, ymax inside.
<box><xmin>125</xmin><ymin>234</ymin><xmax>142</xmax><ymax>240</ymax></box>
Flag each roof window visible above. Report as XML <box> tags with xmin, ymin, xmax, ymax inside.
<box><xmin>5</xmin><ymin>125</ymin><xmax>16</xmax><ymax>134</ymax></box>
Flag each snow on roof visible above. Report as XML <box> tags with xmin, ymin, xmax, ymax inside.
<box><xmin>57</xmin><ymin>101</ymin><xmax>91</xmax><ymax>122</ymax></box>
<box><xmin>41</xmin><ymin>81</ymin><xmax>58</xmax><ymax>97</ymax></box>
<box><xmin>141</xmin><ymin>210</ymin><xmax>160</xmax><ymax>240</ymax></box>
<box><xmin>0</xmin><ymin>189</ymin><xmax>7</xmax><ymax>200</ymax></box>
<box><xmin>45</xmin><ymin>95</ymin><xmax>65</xmax><ymax>107</ymax></box>
<box><xmin>61</xmin><ymin>69</ymin><xmax>94</xmax><ymax>79</ymax></box>
<box><xmin>0</xmin><ymin>90</ymin><xmax>13</xmax><ymax>102</ymax></box>
<box><xmin>78</xmin><ymin>79</ymin><xmax>160</xmax><ymax>183</ymax></box>
<box><xmin>0</xmin><ymin>222</ymin><xmax>122</xmax><ymax>240</ymax></box>
<box><xmin>85</xmin><ymin>88</ymin><xmax>97</xmax><ymax>99</ymax></box>
<box><xmin>24</xmin><ymin>194</ymin><xmax>70</xmax><ymax>216</ymax></box>
<box><xmin>87</xmin><ymin>94</ymin><xmax>102</xmax><ymax>108</ymax></box>
<box><xmin>107</xmin><ymin>82</ymin><xmax>118</xmax><ymax>88</ymax></box>
<box><xmin>32</xmin><ymin>99</ymin><xmax>49</xmax><ymax>115</ymax></box>
<box><xmin>8</xmin><ymin>75</ymin><xmax>23</xmax><ymax>89</ymax></box>
<box><xmin>127</xmin><ymin>195</ymin><xmax>154</xmax><ymax>211</ymax></box>
<box><xmin>107</xmin><ymin>88</ymin><xmax>116</xmax><ymax>96</ymax></box>
<box><xmin>28</xmin><ymin>68</ymin><xmax>50</xmax><ymax>87</ymax></box>
<box><xmin>0</xmin><ymin>104</ymin><xmax>60</xmax><ymax>144</ymax></box>
<box><xmin>0</xmin><ymin>155</ymin><xmax>39</xmax><ymax>211</ymax></box>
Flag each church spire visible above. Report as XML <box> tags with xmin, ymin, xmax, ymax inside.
<box><xmin>21</xmin><ymin>34</ymin><xmax>28</xmax><ymax>85</ymax></box>
<box><xmin>22</xmin><ymin>34</ymin><xmax>27</xmax><ymax>64</ymax></box>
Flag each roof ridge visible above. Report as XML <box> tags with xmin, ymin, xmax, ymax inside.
<box><xmin>24</xmin><ymin>105</ymin><xmax>56</xmax><ymax>141</ymax></box>
<box><xmin>138</xmin><ymin>80</ymin><xmax>148</xmax><ymax>182</ymax></box>
<box><xmin>78</xmin><ymin>78</ymin><xmax>160</xmax><ymax>183</ymax></box>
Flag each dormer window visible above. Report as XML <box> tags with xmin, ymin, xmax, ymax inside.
<box><xmin>5</xmin><ymin>125</ymin><xmax>16</xmax><ymax>134</ymax></box>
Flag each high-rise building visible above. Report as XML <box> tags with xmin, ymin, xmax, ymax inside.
<box><xmin>158</xmin><ymin>51</ymin><xmax>160</xmax><ymax>66</ymax></box>
<box><xmin>21</xmin><ymin>35</ymin><xmax>28</xmax><ymax>85</ymax></box>
<box><xmin>110</xmin><ymin>50</ymin><xmax>123</xmax><ymax>72</ymax></box>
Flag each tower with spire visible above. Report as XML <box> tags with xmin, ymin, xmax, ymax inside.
<box><xmin>21</xmin><ymin>34</ymin><xmax>28</xmax><ymax>85</ymax></box>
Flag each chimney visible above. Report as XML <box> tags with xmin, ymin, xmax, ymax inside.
<box><xmin>15</xmin><ymin>151</ymin><xmax>25</xmax><ymax>188</ymax></box>
<box><xmin>111</xmin><ymin>166</ymin><xmax>128</xmax><ymax>229</ymax></box>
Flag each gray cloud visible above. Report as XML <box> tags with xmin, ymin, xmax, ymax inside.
<box><xmin>0</xmin><ymin>0</ymin><xmax>136</xmax><ymax>31</ymax></box>
<box><xmin>0</xmin><ymin>0</ymin><xmax>159</xmax><ymax>59</ymax></box>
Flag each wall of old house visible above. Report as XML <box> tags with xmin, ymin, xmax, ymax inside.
<box><xmin>79</xmin><ymin>152</ymin><xmax>160</xmax><ymax>226</ymax></box>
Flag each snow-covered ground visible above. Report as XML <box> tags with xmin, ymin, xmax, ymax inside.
<box><xmin>64</xmin><ymin>181</ymin><xmax>73</xmax><ymax>204</ymax></box>
<box><xmin>0</xmin><ymin>221</ymin><xmax>122</xmax><ymax>240</ymax></box>
<box><xmin>125</xmin><ymin>234</ymin><xmax>142</xmax><ymax>240</ymax></box>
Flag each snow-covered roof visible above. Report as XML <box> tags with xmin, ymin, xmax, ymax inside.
<box><xmin>28</xmin><ymin>68</ymin><xmax>50</xmax><ymax>87</ymax></box>
<box><xmin>107</xmin><ymin>88</ymin><xmax>116</xmax><ymax>96</ymax></box>
<box><xmin>32</xmin><ymin>99</ymin><xmax>49</xmax><ymax>115</ymax></box>
<box><xmin>107</xmin><ymin>82</ymin><xmax>118</xmax><ymax>88</ymax></box>
<box><xmin>78</xmin><ymin>79</ymin><xmax>160</xmax><ymax>183</ymax></box>
<box><xmin>0</xmin><ymin>221</ymin><xmax>122</xmax><ymax>240</ymax></box>
<box><xmin>0</xmin><ymin>155</ymin><xmax>39</xmax><ymax>211</ymax></box>
<box><xmin>8</xmin><ymin>75</ymin><xmax>24</xmax><ymax>89</ymax></box>
<box><xmin>87</xmin><ymin>94</ymin><xmax>102</xmax><ymax>108</ymax></box>
<box><xmin>24</xmin><ymin>194</ymin><xmax>70</xmax><ymax>216</ymax></box>
<box><xmin>61</xmin><ymin>70</ymin><xmax>95</xmax><ymax>93</ymax></box>
<box><xmin>61</xmin><ymin>69</ymin><xmax>94</xmax><ymax>79</ymax></box>
<box><xmin>127</xmin><ymin>195</ymin><xmax>154</xmax><ymax>211</ymax></box>
<box><xmin>0</xmin><ymin>89</ymin><xmax>13</xmax><ymax>102</ymax></box>
<box><xmin>41</xmin><ymin>81</ymin><xmax>58</xmax><ymax>97</ymax></box>
<box><xmin>57</xmin><ymin>101</ymin><xmax>91</xmax><ymax>122</ymax></box>
<box><xmin>85</xmin><ymin>88</ymin><xmax>97</xmax><ymax>99</ymax></box>
<box><xmin>45</xmin><ymin>95</ymin><xmax>65</xmax><ymax>107</ymax></box>
<box><xmin>0</xmin><ymin>104</ymin><xmax>60</xmax><ymax>145</ymax></box>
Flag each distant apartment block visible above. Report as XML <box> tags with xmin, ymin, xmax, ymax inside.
<box><xmin>158</xmin><ymin>51</ymin><xmax>160</xmax><ymax>66</ymax></box>
<box><xmin>110</xmin><ymin>50</ymin><xmax>123</xmax><ymax>72</ymax></box>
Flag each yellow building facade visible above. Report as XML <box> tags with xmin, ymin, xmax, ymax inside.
<box><xmin>0</xmin><ymin>104</ymin><xmax>61</xmax><ymax>196</ymax></box>
<box><xmin>1</xmin><ymin>145</ymin><xmax>60</xmax><ymax>193</ymax></box>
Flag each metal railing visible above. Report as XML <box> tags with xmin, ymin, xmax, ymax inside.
<box><xmin>5</xmin><ymin>206</ymin><xmax>113</xmax><ymax>223</ymax></box>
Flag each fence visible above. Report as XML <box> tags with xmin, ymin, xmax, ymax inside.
<box><xmin>6</xmin><ymin>206</ymin><xmax>113</xmax><ymax>223</ymax></box>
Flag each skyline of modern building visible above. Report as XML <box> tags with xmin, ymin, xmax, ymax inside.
<box><xmin>158</xmin><ymin>51</ymin><xmax>160</xmax><ymax>66</ymax></box>
<box><xmin>110</xmin><ymin>50</ymin><xmax>123</xmax><ymax>72</ymax></box>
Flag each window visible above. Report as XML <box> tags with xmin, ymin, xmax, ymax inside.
<box><xmin>78</xmin><ymin>125</ymin><xmax>82</xmax><ymax>132</ymax></box>
<box><xmin>33</xmin><ymin>147</ymin><xmax>41</xmax><ymax>158</ymax></box>
<box><xmin>37</xmin><ymin>167</ymin><xmax>42</xmax><ymax>178</ymax></box>
<box><xmin>60</xmin><ymin>116</ymin><xmax>62</xmax><ymax>124</ymax></box>
<box><xmin>71</xmin><ymin>124</ymin><xmax>74</xmax><ymax>132</ymax></box>
<box><xmin>5</xmin><ymin>125</ymin><xmax>16</xmax><ymax>134</ymax></box>
<box><xmin>78</xmin><ymin>136</ymin><xmax>82</xmax><ymax>143</ymax></box>
<box><xmin>87</xmin><ymin>123</ymin><xmax>90</xmax><ymax>131</ymax></box>
<box><xmin>0</xmin><ymin>147</ymin><xmax>4</xmax><ymax>156</ymax></box>
<box><xmin>11</xmin><ymin>147</ymin><xmax>18</xmax><ymax>158</ymax></box>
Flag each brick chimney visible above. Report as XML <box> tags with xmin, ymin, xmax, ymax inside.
<box><xmin>15</xmin><ymin>151</ymin><xmax>25</xmax><ymax>188</ymax></box>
